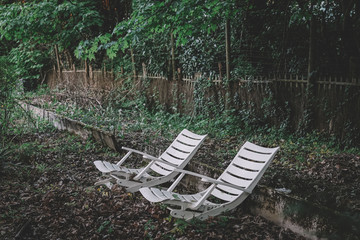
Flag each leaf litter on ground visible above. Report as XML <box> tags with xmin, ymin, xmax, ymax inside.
<box><xmin>0</xmin><ymin>131</ymin><xmax>307</xmax><ymax>239</ymax></box>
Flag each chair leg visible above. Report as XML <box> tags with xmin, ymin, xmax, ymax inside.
<box><xmin>94</xmin><ymin>178</ymin><xmax>114</xmax><ymax>189</ymax></box>
<box><xmin>169</xmin><ymin>209</ymin><xmax>200</xmax><ymax>221</ymax></box>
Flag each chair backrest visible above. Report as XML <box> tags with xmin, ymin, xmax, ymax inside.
<box><xmin>211</xmin><ymin>141</ymin><xmax>279</xmax><ymax>202</ymax></box>
<box><xmin>149</xmin><ymin>129</ymin><xmax>207</xmax><ymax>176</ymax></box>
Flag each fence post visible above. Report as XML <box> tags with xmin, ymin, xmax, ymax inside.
<box><xmin>218</xmin><ymin>62</ymin><xmax>223</xmax><ymax>81</ymax></box>
<box><xmin>130</xmin><ymin>47</ymin><xmax>137</xmax><ymax>80</ymax></box>
<box><xmin>54</xmin><ymin>44</ymin><xmax>62</xmax><ymax>81</ymax></box>
<box><xmin>304</xmin><ymin>6</ymin><xmax>319</xmax><ymax>131</ymax></box>
<box><xmin>85</xmin><ymin>59</ymin><xmax>89</xmax><ymax>84</ymax></box>
<box><xmin>142</xmin><ymin>62</ymin><xmax>147</xmax><ymax>78</ymax></box>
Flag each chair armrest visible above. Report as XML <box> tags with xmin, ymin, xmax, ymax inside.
<box><xmin>173</xmin><ymin>169</ymin><xmax>252</xmax><ymax>194</ymax></box>
<box><xmin>142</xmin><ymin>154</ymin><xmax>178</xmax><ymax>168</ymax></box>
<box><xmin>118</xmin><ymin>146</ymin><xmax>150</xmax><ymax>166</ymax></box>
<box><xmin>121</xmin><ymin>147</ymin><xmax>178</xmax><ymax>168</ymax></box>
<box><xmin>122</xmin><ymin>147</ymin><xmax>148</xmax><ymax>156</ymax></box>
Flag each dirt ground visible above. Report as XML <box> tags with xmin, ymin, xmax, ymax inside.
<box><xmin>0</xmin><ymin>131</ymin><xmax>308</xmax><ymax>240</ymax></box>
<box><xmin>196</xmin><ymin>138</ymin><xmax>360</xmax><ymax>214</ymax></box>
<box><xmin>2</xmin><ymin>96</ymin><xmax>359</xmax><ymax>239</ymax></box>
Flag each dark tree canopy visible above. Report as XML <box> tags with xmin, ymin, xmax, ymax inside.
<box><xmin>0</xmin><ymin>0</ymin><xmax>359</xmax><ymax>80</ymax></box>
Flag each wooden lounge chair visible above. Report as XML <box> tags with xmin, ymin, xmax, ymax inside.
<box><xmin>94</xmin><ymin>129</ymin><xmax>207</xmax><ymax>192</ymax></box>
<box><xmin>139</xmin><ymin>141</ymin><xmax>279</xmax><ymax>220</ymax></box>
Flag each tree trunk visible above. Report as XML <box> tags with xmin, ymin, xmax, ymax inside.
<box><xmin>177</xmin><ymin>68</ymin><xmax>182</xmax><ymax>113</ymax></box>
<box><xmin>85</xmin><ymin>59</ymin><xmax>89</xmax><ymax>79</ymax></box>
<box><xmin>307</xmin><ymin>15</ymin><xmax>317</xmax><ymax>86</ymax></box>
<box><xmin>341</xmin><ymin>0</ymin><xmax>359</xmax><ymax>78</ymax></box>
<box><xmin>65</xmin><ymin>49</ymin><xmax>73</xmax><ymax>70</ymax></box>
<box><xmin>303</xmin><ymin>8</ymin><xmax>318</xmax><ymax>132</ymax></box>
<box><xmin>225</xmin><ymin>19</ymin><xmax>231</xmax><ymax>81</ymax></box>
<box><xmin>225</xmin><ymin>18</ymin><xmax>233</xmax><ymax>110</ymax></box>
<box><xmin>130</xmin><ymin>47</ymin><xmax>137</xmax><ymax>80</ymax></box>
<box><xmin>54</xmin><ymin>44</ymin><xmax>62</xmax><ymax>80</ymax></box>
<box><xmin>171</xmin><ymin>32</ymin><xmax>176</xmax><ymax>81</ymax></box>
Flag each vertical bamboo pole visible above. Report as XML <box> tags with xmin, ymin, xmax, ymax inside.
<box><xmin>218</xmin><ymin>62</ymin><xmax>223</xmax><ymax>81</ymax></box>
<box><xmin>296</xmin><ymin>75</ymin><xmax>299</xmax><ymax>88</ymax></box>
<box><xmin>225</xmin><ymin>19</ymin><xmax>231</xmax><ymax>81</ymax></box>
<box><xmin>89</xmin><ymin>64</ymin><xmax>93</xmax><ymax>89</ymax></box>
<box><xmin>130</xmin><ymin>47</ymin><xmax>137</xmax><ymax>79</ymax></box>
<box><xmin>304</xmin><ymin>1</ymin><xmax>318</xmax><ymax>131</ymax></box>
<box><xmin>340</xmin><ymin>77</ymin><xmax>343</xmax><ymax>90</ymax></box>
<box><xmin>142</xmin><ymin>62</ymin><xmax>147</xmax><ymax>78</ymax></box>
<box><xmin>225</xmin><ymin>18</ymin><xmax>232</xmax><ymax>110</ymax></box>
<box><xmin>54</xmin><ymin>44</ymin><xmax>62</xmax><ymax>80</ymax></box>
<box><xmin>171</xmin><ymin>32</ymin><xmax>176</xmax><ymax>81</ymax></box>
<box><xmin>85</xmin><ymin>59</ymin><xmax>89</xmax><ymax>87</ymax></box>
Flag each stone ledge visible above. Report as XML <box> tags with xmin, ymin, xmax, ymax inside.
<box><xmin>20</xmin><ymin>101</ymin><xmax>121</xmax><ymax>152</ymax></box>
<box><xmin>186</xmin><ymin>157</ymin><xmax>360</xmax><ymax>240</ymax></box>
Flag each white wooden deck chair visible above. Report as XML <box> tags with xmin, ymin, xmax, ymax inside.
<box><xmin>139</xmin><ymin>141</ymin><xmax>279</xmax><ymax>221</ymax></box>
<box><xmin>94</xmin><ymin>129</ymin><xmax>207</xmax><ymax>193</ymax></box>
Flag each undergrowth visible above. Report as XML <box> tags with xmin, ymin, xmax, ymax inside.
<box><xmin>20</xmin><ymin>85</ymin><xmax>360</xmax><ymax>171</ymax></box>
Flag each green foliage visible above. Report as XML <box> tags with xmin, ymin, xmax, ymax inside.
<box><xmin>75</xmin><ymin>0</ymin><xmax>240</xmax><ymax>76</ymax></box>
<box><xmin>171</xmin><ymin>219</ymin><xmax>189</xmax><ymax>234</ymax></box>
<box><xmin>9</xmin><ymin>42</ymin><xmax>50</xmax><ymax>83</ymax></box>
<box><xmin>0</xmin><ymin>0</ymin><xmax>102</xmax><ymax>47</ymax></box>
<box><xmin>75</xmin><ymin>34</ymin><xmax>118</xmax><ymax>61</ymax></box>
<box><xmin>0</xmin><ymin>0</ymin><xmax>103</xmax><ymax>83</ymax></box>
<box><xmin>0</xmin><ymin>56</ymin><xmax>17</xmax><ymax>144</ymax></box>
<box><xmin>144</xmin><ymin>219</ymin><xmax>156</xmax><ymax>239</ymax></box>
<box><xmin>231</xmin><ymin>55</ymin><xmax>259</xmax><ymax>78</ymax></box>
<box><xmin>97</xmin><ymin>220</ymin><xmax>113</xmax><ymax>234</ymax></box>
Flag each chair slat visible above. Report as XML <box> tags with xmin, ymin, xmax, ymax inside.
<box><xmin>170</xmin><ymin>141</ymin><xmax>194</xmax><ymax>153</ymax></box>
<box><xmin>94</xmin><ymin>161</ymin><xmax>112</xmax><ymax>173</ymax></box>
<box><xmin>151</xmin><ymin>188</ymin><xmax>168</xmax><ymax>200</ymax></box>
<box><xmin>165</xmin><ymin>147</ymin><xmax>188</xmax><ymax>160</ymax></box>
<box><xmin>238</xmin><ymin>149</ymin><xmax>271</xmax><ymax>162</ymax></box>
<box><xmin>211</xmin><ymin>188</ymin><xmax>238</xmax><ymax>202</ymax></box>
<box><xmin>160</xmin><ymin>152</ymin><xmax>185</xmax><ymax>165</ymax></box>
<box><xmin>243</xmin><ymin>141</ymin><xmax>277</xmax><ymax>154</ymax></box>
<box><xmin>215</xmin><ymin>184</ymin><xmax>244</xmax><ymax>195</ymax></box>
<box><xmin>181</xmin><ymin>129</ymin><xmax>204</xmax><ymax>140</ymax></box>
<box><xmin>183</xmin><ymin>195</ymin><xmax>196</xmax><ymax>202</ymax></box>
<box><xmin>225</xmin><ymin>164</ymin><xmax>258</xmax><ymax>179</ymax></box>
<box><xmin>103</xmin><ymin>161</ymin><xmax>121</xmax><ymax>172</ymax></box>
<box><xmin>219</xmin><ymin>173</ymin><xmax>251</xmax><ymax>188</ymax></box>
<box><xmin>162</xmin><ymin>190</ymin><xmax>176</xmax><ymax>200</ymax></box>
<box><xmin>232</xmin><ymin>157</ymin><xmax>264</xmax><ymax>171</ymax></box>
<box><xmin>139</xmin><ymin>188</ymin><xmax>163</xmax><ymax>202</ymax></box>
<box><xmin>150</xmin><ymin>162</ymin><xmax>173</xmax><ymax>176</ymax></box>
<box><xmin>176</xmin><ymin>136</ymin><xmax>202</xmax><ymax>147</ymax></box>
<box><xmin>164</xmin><ymin>191</ymin><xmax>187</xmax><ymax>202</ymax></box>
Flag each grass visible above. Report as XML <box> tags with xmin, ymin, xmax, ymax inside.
<box><xmin>1</xmin><ymin>87</ymin><xmax>359</xmax><ymax>239</ymax></box>
<box><xmin>18</xmin><ymin>86</ymin><xmax>360</xmax><ymax>170</ymax></box>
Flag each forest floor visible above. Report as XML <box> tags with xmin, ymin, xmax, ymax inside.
<box><xmin>1</xmin><ymin>129</ymin><xmax>360</xmax><ymax>239</ymax></box>
<box><xmin>197</xmin><ymin>138</ymin><xmax>360</xmax><ymax>214</ymax></box>
<box><xmin>1</xmin><ymin>131</ymin><xmax>307</xmax><ymax>240</ymax></box>
<box><xmin>1</xmin><ymin>94</ymin><xmax>359</xmax><ymax>239</ymax></box>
